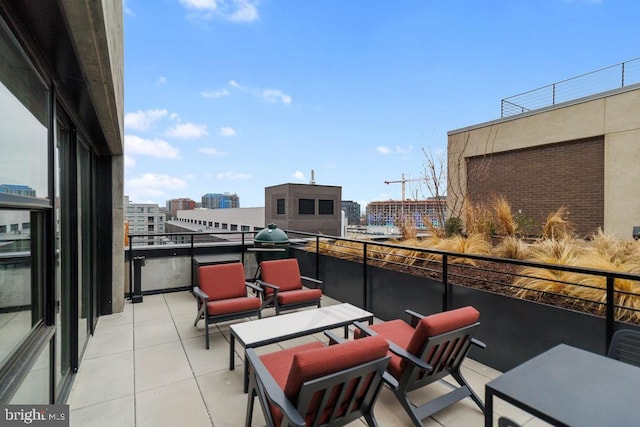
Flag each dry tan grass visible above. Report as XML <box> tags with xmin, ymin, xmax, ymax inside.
<box><xmin>515</xmin><ymin>234</ymin><xmax>640</xmax><ymax>322</ymax></box>
<box><xmin>541</xmin><ymin>207</ymin><xmax>574</xmax><ymax>240</ymax></box>
<box><xmin>425</xmin><ymin>234</ymin><xmax>492</xmax><ymax>265</ymax></box>
<box><xmin>463</xmin><ymin>201</ymin><xmax>494</xmax><ymax>238</ymax></box>
<box><xmin>491</xmin><ymin>195</ymin><xmax>517</xmax><ymax>237</ymax></box>
<box><xmin>493</xmin><ymin>235</ymin><xmax>530</xmax><ymax>260</ymax></box>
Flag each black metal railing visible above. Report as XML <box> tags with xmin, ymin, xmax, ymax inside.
<box><xmin>285</xmin><ymin>230</ymin><xmax>640</xmax><ymax>352</ymax></box>
<box><xmin>124</xmin><ymin>229</ymin><xmax>640</xmax><ymax>353</ymax></box>
<box><xmin>501</xmin><ymin>57</ymin><xmax>640</xmax><ymax>117</ymax></box>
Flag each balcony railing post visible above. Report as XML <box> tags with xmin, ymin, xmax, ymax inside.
<box><xmin>606</xmin><ymin>276</ymin><xmax>615</xmax><ymax>353</ymax></box>
<box><xmin>552</xmin><ymin>83</ymin><xmax>556</xmax><ymax>105</ymax></box>
<box><xmin>132</xmin><ymin>256</ymin><xmax>145</xmax><ymax>303</ymax></box>
<box><xmin>189</xmin><ymin>234</ymin><xmax>194</xmax><ymax>288</ymax></box>
<box><xmin>621</xmin><ymin>62</ymin><xmax>626</xmax><ymax>87</ymax></box>
<box><xmin>442</xmin><ymin>254</ymin><xmax>449</xmax><ymax>311</ymax></box>
<box><xmin>363</xmin><ymin>242</ymin><xmax>368</xmax><ymax>311</ymax></box>
<box><xmin>315</xmin><ymin>236</ymin><xmax>320</xmax><ymax>279</ymax></box>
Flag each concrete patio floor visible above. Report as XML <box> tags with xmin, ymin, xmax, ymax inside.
<box><xmin>67</xmin><ymin>291</ymin><xmax>544</xmax><ymax>426</ymax></box>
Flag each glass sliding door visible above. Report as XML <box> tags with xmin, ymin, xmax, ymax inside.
<box><xmin>77</xmin><ymin>141</ymin><xmax>93</xmax><ymax>357</ymax></box>
<box><xmin>54</xmin><ymin>112</ymin><xmax>73</xmax><ymax>399</ymax></box>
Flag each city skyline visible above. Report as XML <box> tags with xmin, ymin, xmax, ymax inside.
<box><xmin>123</xmin><ymin>0</ymin><xmax>640</xmax><ymax>208</ymax></box>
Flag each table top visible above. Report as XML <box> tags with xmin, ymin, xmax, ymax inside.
<box><xmin>486</xmin><ymin>344</ymin><xmax>640</xmax><ymax>426</ymax></box>
<box><xmin>230</xmin><ymin>303</ymin><xmax>373</xmax><ymax>347</ymax></box>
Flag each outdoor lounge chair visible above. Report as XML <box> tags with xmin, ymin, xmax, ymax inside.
<box><xmin>607</xmin><ymin>329</ymin><xmax>640</xmax><ymax>367</ymax></box>
<box><xmin>354</xmin><ymin>306</ymin><xmax>485</xmax><ymax>426</ymax></box>
<box><xmin>193</xmin><ymin>262</ymin><xmax>263</xmax><ymax>349</ymax></box>
<box><xmin>257</xmin><ymin>258</ymin><xmax>323</xmax><ymax>315</ymax></box>
<box><xmin>245</xmin><ymin>331</ymin><xmax>390</xmax><ymax>427</ymax></box>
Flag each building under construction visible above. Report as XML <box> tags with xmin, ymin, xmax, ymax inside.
<box><xmin>366</xmin><ymin>198</ymin><xmax>447</xmax><ymax>228</ymax></box>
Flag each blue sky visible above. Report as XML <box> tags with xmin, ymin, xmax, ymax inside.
<box><xmin>123</xmin><ymin>0</ymin><xmax>639</xmax><ymax>208</ymax></box>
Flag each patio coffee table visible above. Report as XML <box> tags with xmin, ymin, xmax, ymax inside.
<box><xmin>229</xmin><ymin>303</ymin><xmax>374</xmax><ymax>392</ymax></box>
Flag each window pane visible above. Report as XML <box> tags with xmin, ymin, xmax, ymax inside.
<box><xmin>319</xmin><ymin>199</ymin><xmax>334</xmax><ymax>215</ymax></box>
<box><xmin>10</xmin><ymin>340</ymin><xmax>50</xmax><ymax>404</ymax></box>
<box><xmin>0</xmin><ymin>209</ymin><xmax>39</xmax><ymax>367</ymax></box>
<box><xmin>0</xmin><ymin>19</ymin><xmax>49</xmax><ymax>201</ymax></box>
<box><xmin>276</xmin><ymin>199</ymin><xmax>285</xmax><ymax>215</ymax></box>
<box><xmin>299</xmin><ymin>199</ymin><xmax>315</xmax><ymax>215</ymax></box>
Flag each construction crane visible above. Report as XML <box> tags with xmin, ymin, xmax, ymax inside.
<box><xmin>384</xmin><ymin>173</ymin><xmax>422</xmax><ymax>202</ymax></box>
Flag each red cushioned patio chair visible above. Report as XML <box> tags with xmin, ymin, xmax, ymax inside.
<box><xmin>355</xmin><ymin>306</ymin><xmax>485</xmax><ymax>426</ymax></box>
<box><xmin>193</xmin><ymin>262</ymin><xmax>263</xmax><ymax>349</ymax></box>
<box><xmin>257</xmin><ymin>258</ymin><xmax>323</xmax><ymax>315</ymax></box>
<box><xmin>245</xmin><ymin>331</ymin><xmax>390</xmax><ymax>427</ymax></box>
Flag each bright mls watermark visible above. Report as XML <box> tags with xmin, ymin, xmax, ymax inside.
<box><xmin>0</xmin><ymin>405</ymin><xmax>68</xmax><ymax>426</ymax></box>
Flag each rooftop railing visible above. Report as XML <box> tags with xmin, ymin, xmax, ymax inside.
<box><xmin>125</xmin><ymin>230</ymin><xmax>640</xmax><ymax>371</ymax></box>
<box><xmin>501</xmin><ymin>57</ymin><xmax>640</xmax><ymax>117</ymax></box>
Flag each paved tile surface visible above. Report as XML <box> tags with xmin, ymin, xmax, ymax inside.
<box><xmin>69</xmin><ymin>291</ymin><xmax>531</xmax><ymax>426</ymax></box>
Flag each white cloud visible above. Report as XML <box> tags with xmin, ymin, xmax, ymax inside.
<box><xmin>156</xmin><ymin>76</ymin><xmax>167</xmax><ymax>85</ymax></box>
<box><xmin>262</xmin><ymin>89</ymin><xmax>292</xmax><ymax>105</ymax></box>
<box><xmin>179</xmin><ymin>0</ymin><xmax>218</xmax><ymax>11</ymax></box>
<box><xmin>202</xmin><ymin>89</ymin><xmax>229</xmax><ymax>98</ymax></box>
<box><xmin>228</xmin><ymin>0</ymin><xmax>259</xmax><ymax>22</ymax></box>
<box><xmin>124</xmin><ymin>109</ymin><xmax>169</xmax><ymax>131</ymax></box>
<box><xmin>395</xmin><ymin>145</ymin><xmax>413</xmax><ymax>154</ymax></box>
<box><xmin>165</xmin><ymin>122</ymin><xmax>208</xmax><ymax>139</ymax></box>
<box><xmin>126</xmin><ymin>173</ymin><xmax>188</xmax><ymax>200</ymax></box>
<box><xmin>123</xmin><ymin>0</ymin><xmax>135</xmax><ymax>16</ymax></box>
<box><xmin>229</xmin><ymin>80</ymin><xmax>245</xmax><ymax>90</ymax></box>
<box><xmin>198</xmin><ymin>147</ymin><xmax>226</xmax><ymax>156</ymax></box>
<box><xmin>217</xmin><ymin>171</ymin><xmax>252</xmax><ymax>180</ymax></box>
<box><xmin>124</xmin><ymin>154</ymin><xmax>136</xmax><ymax>169</ymax></box>
<box><xmin>293</xmin><ymin>171</ymin><xmax>306</xmax><ymax>181</ymax></box>
<box><xmin>219</xmin><ymin>126</ymin><xmax>237</xmax><ymax>137</ymax></box>
<box><xmin>179</xmin><ymin>0</ymin><xmax>259</xmax><ymax>22</ymax></box>
<box><xmin>125</xmin><ymin>135</ymin><xmax>180</xmax><ymax>158</ymax></box>
<box><xmin>377</xmin><ymin>146</ymin><xmax>391</xmax><ymax>155</ymax></box>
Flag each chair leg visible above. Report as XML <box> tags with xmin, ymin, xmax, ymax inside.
<box><xmin>204</xmin><ymin>316</ymin><xmax>210</xmax><ymax>350</ymax></box>
<box><xmin>245</xmin><ymin>388</ymin><xmax>256</xmax><ymax>427</ymax></box>
<box><xmin>363</xmin><ymin>410</ymin><xmax>380</xmax><ymax>427</ymax></box>
<box><xmin>451</xmin><ymin>370</ymin><xmax>484</xmax><ymax>412</ymax></box>
<box><xmin>394</xmin><ymin>389</ymin><xmax>423</xmax><ymax>427</ymax></box>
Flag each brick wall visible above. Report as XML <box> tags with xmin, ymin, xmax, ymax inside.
<box><xmin>466</xmin><ymin>137</ymin><xmax>604</xmax><ymax>236</ymax></box>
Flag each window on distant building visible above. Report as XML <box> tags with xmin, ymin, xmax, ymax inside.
<box><xmin>241</xmin><ymin>225</ymin><xmax>250</xmax><ymax>231</ymax></box>
<box><xmin>298</xmin><ymin>198</ymin><xmax>315</xmax><ymax>215</ymax></box>
<box><xmin>230</xmin><ymin>224</ymin><xmax>237</xmax><ymax>231</ymax></box>
<box><xmin>222</xmin><ymin>223</ymin><xmax>228</xmax><ymax>230</ymax></box>
<box><xmin>276</xmin><ymin>198</ymin><xmax>285</xmax><ymax>214</ymax></box>
<box><xmin>319</xmin><ymin>199</ymin><xmax>334</xmax><ymax>215</ymax></box>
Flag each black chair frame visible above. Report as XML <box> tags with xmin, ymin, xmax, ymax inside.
<box><xmin>256</xmin><ymin>276</ymin><xmax>323</xmax><ymax>315</ymax></box>
<box><xmin>246</xmin><ymin>331</ymin><xmax>390</xmax><ymax>427</ymax></box>
<box><xmin>355</xmin><ymin>309</ymin><xmax>486</xmax><ymax>426</ymax></box>
<box><xmin>193</xmin><ymin>282</ymin><xmax>263</xmax><ymax>349</ymax></box>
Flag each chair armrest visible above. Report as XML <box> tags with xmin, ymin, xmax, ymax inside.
<box><xmin>246</xmin><ymin>349</ymin><xmax>306</xmax><ymax>427</ymax></box>
<box><xmin>256</xmin><ymin>279</ymin><xmax>280</xmax><ymax>292</ymax></box>
<box><xmin>353</xmin><ymin>321</ymin><xmax>377</xmax><ymax>337</ymax></box>
<box><xmin>353</xmin><ymin>322</ymin><xmax>432</xmax><ymax>372</ymax></box>
<box><xmin>324</xmin><ymin>330</ymin><xmax>345</xmax><ymax>345</ymax></box>
<box><xmin>245</xmin><ymin>281</ymin><xmax>264</xmax><ymax>296</ymax></box>
<box><xmin>405</xmin><ymin>309</ymin><xmax>425</xmax><ymax>328</ymax></box>
<box><xmin>192</xmin><ymin>286</ymin><xmax>209</xmax><ymax>302</ymax></box>
<box><xmin>471</xmin><ymin>337</ymin><xmax>486</xmax><ymax>349</ymax></box>
<box><xmin>301</xmin><ymin>276</ymin><xmax>323</xmax><ymax>290</ymax></box>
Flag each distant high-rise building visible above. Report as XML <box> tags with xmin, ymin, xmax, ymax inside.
<box><xmin>202</xmin><ymin>193</ymin><xmax>240</xmax><ymax>209</ymax></box>
<box><xmin>341</xmin><ymin>200</ymin><xmax>361</xmax><ymax>225</ymax></box>
<box><xmin>166</xmin><ymin>198</ymin><xmax>196</xmax><ymax>219</ymax></box>
<box><xmin>125</xmin><ymin>196</ymin><xmax>165</xmax><ymax>245</ymax></box>
<box><xmin>0</xmin><ymin>184</ymin><xmax>36</xmax><ymax>197</ymax></box>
